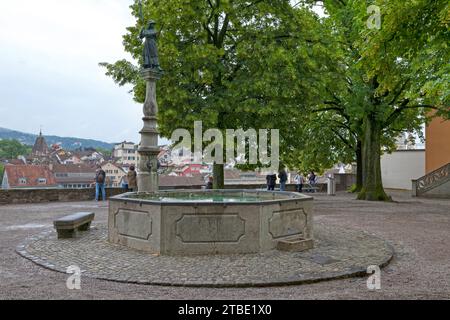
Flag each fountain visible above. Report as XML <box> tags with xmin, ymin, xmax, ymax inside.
<box><xmin>108</xmin><ymin>189</ymin><xmax>313</xmax><ymax>255</ymax></box>
<box><xmin>108</xmin><ymin>19</ymin><xmax>314</xmax><ymax>256</ymax></box>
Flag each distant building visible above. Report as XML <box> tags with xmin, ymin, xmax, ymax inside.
<box><xmin>158</xmin><ymin>145</ymin><xmax>172</xmax><ymax>165</ymax></box>
<box><xmin>224</xmin><ymin>169</ymin><xmax>267</xmax><ymax>185</ymax></box>
<box><xmin>31</xmin><ymin>130</ymin><xmax>49</xmax><ymax>157</ymax></box>
<box><xmin>113</xmin><ymin>141</ymin><xmax>138</xmax><ymax>166</ymax></box>
<box><xmin>51</xmin><ymin>163</ymin><xmax>96</xmax><ymax>189</ymax></box>
<box><xmin>73</xmin><ymin>150</ymin><xmax>105</xmax><ymax>164</ymax></box>
<box><xmin>101</xmin><ymin>162</ymin><xmax>126</xmax><ymax>188</ymax></box>
<box><xmin>395</xmin><ymin>132</ymin><xmax>419</xmax><ymax>150</ymax></box>
<box><xmin>426</xmin><ymin>116</ymin><xmax>450</xmax><ymax>173</ymax></box>
<box><xmin>1</xmin><ymin>165</ymin><xmax>57</xmax><ymax>189</ymax></box>
<box><xmin>59</xmin><ymin>154</ymin><xmax>82</xmax><ymax>165</ymax></box>
<box><xmin>1</xmin><ymin>158</ymin><xmax>26</xmax><ymax>165</ymax></box>
<box><xmin>175</xmin><ymin>163</ymin><xmax>210</xmax><ymax>177</ymax></box>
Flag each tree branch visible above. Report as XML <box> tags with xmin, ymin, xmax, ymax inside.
<box><xmin>388</xmin><ymin>78</ymin><xmax>410</xmax><ymax>106</ymax></box>
<box><xmin>217</xmin><ymin>14</ymin><xmax>230</xmax><ymax>47</ymax></box>
<box><xmin>330</xmin><ymin>128</ymin><xmax>355</xmax><ymax>150</ymax></box>
<box><xmin>384</xmin><ymin>103</ymin><xmax>438</xmax><ymax>127</ymax></box>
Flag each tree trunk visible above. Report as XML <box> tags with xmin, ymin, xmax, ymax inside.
<box><xmin>355</xmin><ymin>139</ymin><xmax>363</xmax><ymax>192</ymax></box>
<box><xmin>213</xmin><ymin>163</ymin><xmax>224</xmax><ymax>189</ymax></box>
<box><xmin>357</xmin><ymin>116</ymin><xmax>390</xmax><ymax>201</ymax></box>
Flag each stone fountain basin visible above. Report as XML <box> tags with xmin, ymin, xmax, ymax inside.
<box><xmin>108</xmin><ymin>189</ymin><xmax>313</xmax><ymax>256</ymax></box>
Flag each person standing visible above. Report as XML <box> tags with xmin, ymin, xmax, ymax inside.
<box><xmin>121</xmin><ymin>174</ymin><xmax>129</xmax><ymax>192</ymax></box>
<box><xmin>278</xmin><ymin>167</ymin><xmax>288</xmax><ymax>191</ymax></box>
<box><xmin>266</xmin><ymin>173</ymin><xmax>276</xmax><ymax>191</ymax></box>
<box><xmin>95</xmin><ymin>165</ymin><xmax>106</xmax><ymax>201</ymax></box>
<box><xmin>127</xmin><ymin>165</ymin><xmax>137</xmax><ymax>192</ymax></box>
<box><xmin>294</xmin><ymin>172</ymin><xmax>304</xmax><ymax>193</ymax></box>
<box><xmin>309</xmin><ymin>171</ymin><xmax>317</xmax><ymax>193</ymax></box>
<box><xmin>206</xmin><ymin>176</ymin><xmax>213</xmax><ymax>189</ymax></box>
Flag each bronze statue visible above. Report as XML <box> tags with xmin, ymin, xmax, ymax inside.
<box><xmin>140</xmin><ymin>21</ymin><xmax>162</xmax><ymax>71</ymax></box>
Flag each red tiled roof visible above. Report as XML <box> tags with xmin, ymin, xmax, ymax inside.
<box><xmin>4</xmin><ymin>165</ymin><xmax>57</xmax><ymax>188</ymax></box>
<box><xmin>3</xmin><ymin>159</ymin><xmax>26</xmax><ymax>165</ymax></box>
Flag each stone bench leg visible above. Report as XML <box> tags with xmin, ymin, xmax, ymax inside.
<box><xmin>57</xmin><ymin>229</ymin><xmax>78</xmax><ymax>239</ymax></box>
<box><xmin>78</xmin><ymin>222</ymin><xmax>91</xmax><ymax>232</ymax></box>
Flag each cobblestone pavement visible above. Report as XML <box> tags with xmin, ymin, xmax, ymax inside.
<box><xmin>16</xmin><ymin>224</ymin><xmax>393</xmax><ymax>287</ymax></box>
<box><xmin>1</xmin><ymin>191</ymin><xmax>449</xmax><ymax>299</ymax></box>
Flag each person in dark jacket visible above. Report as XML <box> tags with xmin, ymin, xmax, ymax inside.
<box><xmin>266</xmin><ymin>173</ymin><xmax>277</xmax><ymax>191</ymax></box>
<box><xmin>206</xmin><ymin>176</ymin><xmax>213</xmax><ymax>189</ymax></box>
<box><xmin>94</xmin><ymin>165</ymin><xmax>106</xmax><ymax>201</ymax></box>
<box><xmin>309</xmin><ymin>171</ymin><xmax>317</xmax><ymax>193</ymax></box>
<box><xmin>278</xmin><ymin>168</ymin><xmax>288</xmax><ymax>191</ymax></box>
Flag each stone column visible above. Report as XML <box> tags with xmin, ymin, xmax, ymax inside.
<box><xmin>137</xmin><ymin>69</ymin><xmax>163</xmax><ymax>193</ymax></box>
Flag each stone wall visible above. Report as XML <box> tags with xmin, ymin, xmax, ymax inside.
<box><xmin>0</xmin><ymin>188</ymin><xmax>124</xmax><ymax>205</ymax></box>
<box><xmin>381</xmin><ymin>150</ymin><xmax>425</xmax><ymax>190</ymax></box>
<box><xmin>0</xmin><ymin>183</ymin><xmax>334</xmax><ymax>205</ymax></box>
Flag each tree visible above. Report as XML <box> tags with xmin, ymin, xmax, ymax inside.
<box><xmin>101</xmin><ymin>0</ymin><xmax>327</xmax><ymax>188</ymax></box>
<box><xmin>96</xmin><ymin>147</ymin><xmax>112</xmax><ymax>158</ymax></box>
<box><xmin>0</xmin><ymin>139</ymin><xmax>31</xmax><ymax>159</ymax></box>
<box><xmin>297</xmin><ymin>0</ymin><xmax>449</xmax><ymax>200</ymax></box>
<box><xmin>0</xmin><ymin>163</ymin><xmax>4</xmax><ymax>182</ymax></box>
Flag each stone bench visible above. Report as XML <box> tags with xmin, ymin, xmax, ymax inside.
<box><xmin>302</xmin><ymin>183</ymin><xmax>321</xmax><ymax>193</ymax></box>
<box><xmin>54</xmin><ymin>212</ymin><xmax>95</xmax><ymax>239</ymax></box>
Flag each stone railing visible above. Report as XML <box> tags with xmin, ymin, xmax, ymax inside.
<box><xmin>412</xmin><ymin>162</ymin><xmax>450</xmax><ymax>197</ymax></box>
<box><xmin>0</xmin><ymin>183</ymin><xmax>332</xmax><ymax>205</ymax></box>
<box><xmin>0</xmin><ymin>175</ymin><xmax>362</xmax><ymax>205</ymax></box>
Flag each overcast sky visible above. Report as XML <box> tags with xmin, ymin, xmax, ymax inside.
<box><xmin>0</xmin><ymin>0</ymin><xmax>147</xmax><ymax>144</ymax></box>
<box><xmin>0</xmin><ymin>1</ymin><xmax>325</xmax><ymax>145</ymax></box>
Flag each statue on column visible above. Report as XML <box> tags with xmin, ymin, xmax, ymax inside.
<box><xmin>140</xmin><ymin>21</ymin><xmax>163</xmax><ymax>72</ymax></box>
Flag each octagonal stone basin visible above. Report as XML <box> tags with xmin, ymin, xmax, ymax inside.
<box><xmin>108</xmin><ymin>189</ymin><xmax>313</xmax><ymax>256</ymax></box>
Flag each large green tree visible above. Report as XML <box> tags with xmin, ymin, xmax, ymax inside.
<box><xmin>292</xmin><ymin>0</ymin><xmax>449</xmax><ymax>200</ymax></box>
<box><xmin>101</xmin><ymin>0</ymin><xmax>328</xmax><ymax>188</ymax></box>
<box><xmin>0</xmin><ymin>139</ymin><xmax>31</xmax><ymax>159</ymax></box>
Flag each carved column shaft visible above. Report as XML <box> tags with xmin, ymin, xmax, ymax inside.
<box><xmin>137</xmin><ymin>69</ymin><xmax>163</xmax><ymax>193</ymax></box>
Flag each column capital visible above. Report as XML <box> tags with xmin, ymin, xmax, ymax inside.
<box><xmin>141</xmin><ymin>68</ymin><xmax>164</xmax><ymax>81</ymax></box>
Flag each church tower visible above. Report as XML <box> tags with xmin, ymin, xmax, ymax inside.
<box><xmin>32</xmin><ymin>129</ymin><xmax>49</xmax><ymax>156</ymax></box>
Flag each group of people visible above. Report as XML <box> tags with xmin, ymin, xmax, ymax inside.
<box><xmin>266</xmin><ymin>168</ymin><xmax>288</xmax><ymax>191</ymax></box>
<box><xmin>293</xmin><ymin>171</ymin><xmax>317</xmax><ymax>193</ymax></box>
<box><xmin>266</xmin><ymin>169</ymin><xmax>318</xmax><ymax>193</ymax></box>
<box><xmin>94</xmin><ymin>165</ymin><xmax>137</xmax><ymax>201</ymax></box>
<box><xmin>94</xmin><ymin>165</ymin><xmax>317</xmax><ymax>200</ymax></box>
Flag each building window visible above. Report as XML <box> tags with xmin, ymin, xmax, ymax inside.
<box><xmin>37</xmin><ymin>178</ymin><xmax>47</xmax><ymax>184</ymax></box>
<box><xmin>19</xmin><ymin>177</ymin><xmax>27</xmax><ymax>184</ymax></box>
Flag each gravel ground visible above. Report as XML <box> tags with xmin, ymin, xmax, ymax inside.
<box><xmin>0</xmin><ymin>191</ymin><xmax>449</xmax><ymax>300</ymax></box>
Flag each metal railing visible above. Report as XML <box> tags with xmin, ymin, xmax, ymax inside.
<box><xmin>412</xmin><ymin>162</ymin><xmax>450</xmax><ymax>197</ymax></box>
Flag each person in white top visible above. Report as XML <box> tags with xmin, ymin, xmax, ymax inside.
<box><xmin>294</xmin><ymin>172</ymin><xmax>304</xmax><ymax>193</ymax></box>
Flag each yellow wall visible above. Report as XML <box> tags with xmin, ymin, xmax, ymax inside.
<box><xmin>426</xmin><ymin>116</ymin><xmax>450</xmax><ymax>173</ymax></box>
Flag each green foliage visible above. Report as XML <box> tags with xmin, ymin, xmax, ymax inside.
<box><xmin>101</xmin><ymin>0</ymin><xmax>328</xmax><ymax>152</ymax></box>
<box><xmin>102</xmin><ymin>0</ymin><xmax>448</xmax><ymax>198</ymax></box>
<box><xmin>0</xmin><ymin>163</ymin><xmax>4</xmax><ymax>180</ymax></box>
<box><xmin>348</xmin><ymin>184</ymin><xmax>358</xmax><ymax>193</ymax></box>
<box><xmin>0</xmin><ymin>139</ymin><xmax>31</xmax><ymax>159</ymax></box>
<box><xmin>96</xmin><ymin>147</ymin><xmax>112</xmax><ymax>158</ymax></box>
<box><xmin>302</xmin><ymin>0</ymin><xmax>449</xmax><ymax>200</ymax></box>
